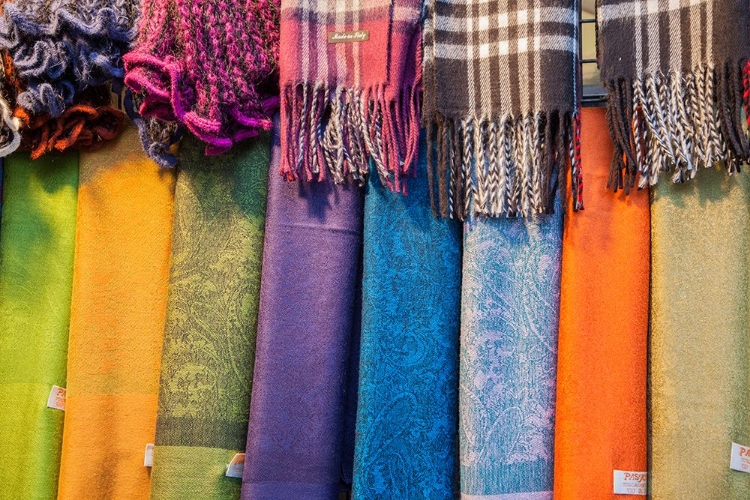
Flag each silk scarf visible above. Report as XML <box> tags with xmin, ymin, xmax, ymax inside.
<box><xmin>149</xmin><ymin>134</ymin><xmax>269</xmax><ymax>500</ymax></box>
<box><xmin>57</xmin><ymin>125</ymin><xmax>176</xmax><ymax>500</ymax></box>
<box><xmin>553</xmin><ymin>108</ymin><xmax>649</xmax><ymax>500</ymax></box>
<box><xmin>242</xmin><ymin>118</ymin><xmax>363</xmax><ymax>499</ymax></box>
<box><xmin>0</xmin><ymin>151</ymin><xmax>78</xmax><ymax>500</ymax></box>
<box><xmin>279</xmin><ymin>0</ymin><xmax>422</xmax><ymax>190</ymax></box>
<box><xmin>650</xmin><ymin>167</ymin><xmax>750</xmax><ymax>498</ymax></box>
<box><xmin>353</xmin><ymin>134</ymin><xmax>461</xmax><ymax>499</ymax></box>
<box><xmin>460</xmin><ymin>204</ymin><xmax>562</xmax><ymax>498</ymax></box>
<box><xmin>423</xmin><ymin>0</ymin><xmax>580</xmax><ymax>218</ymax></box>
<box><xmin>597</xmin><ymin>0</ymin><xmax>750</xmax><ymax>190</ymax></box>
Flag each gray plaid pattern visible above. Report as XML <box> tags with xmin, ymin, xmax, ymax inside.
<box><xmin>425</xmin><ymin>0</ymin><xmax>577</xmax><ymax>119</ymax></box>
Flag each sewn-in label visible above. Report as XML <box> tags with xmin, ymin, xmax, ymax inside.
<box><xmin>730</xmin><ymin>442</ymin><xmax>750</xmax><ymax>473</ymax></box>
<box><xmin>47</xmin><ymin>385</ymin><xmax>66</xmax><ymax>411</ymax></box>
<box><xmin>613</xmin><ymin>470</ymin><xmax>647</xmax><ymax>495</ymax></box>
<box><xmin>226</xmin><ymin>453</ymin><xmax>245</xmax><ymax>478</ymax></box>
<box><xmin>328</xmin><ymin>30</ymin><xmax>370</xmax><ymax>43</ymax></box>
<box><xmin>144</xmin><ymin>444</ymin><xmax>154</xmax><ymax>467</ymax></box>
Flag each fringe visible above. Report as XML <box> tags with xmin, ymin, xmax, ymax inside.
<box><xmin>279</xmin><ymin>83</ymin><xmax>421</xmax><ymax>193</ymax></box>
<box><xmin>606</xmin><ymin>62</ymin><xmax>750</xmax><ymax>192</ymax></box>
<box><xmin>426</xmin><ymin>110</ymin><xmax>579</xmax><ymax>219</ymax></box>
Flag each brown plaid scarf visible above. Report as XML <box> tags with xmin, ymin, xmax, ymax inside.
<box><xmin>423</xmin><ymin>0</ymin><xmax>580</xmax><ymax>219</ymax></box>
<box><xmin>598</xmin><ymin>0</ymin><xmax>750</xmax><ymax>191</ymax></box>
<box><xmin>280</xmin><ymin>0</ymin><xmax>422</xmax><ymax>192</ymax></box>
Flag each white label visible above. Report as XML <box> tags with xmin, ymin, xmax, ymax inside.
<box><xmin>47</xmin><ymin>385</ymin><xmax>66</xmax><ymax>411</ymax></box>
<box><xmin>613</xmin><ymin>470</ymin><xmax>647</xmax><ymax>495</ymax></box>
<box><xmin>226</xmin><ymin>453</ymin><xmax>245</xmax><ymax>478</ymax></box>
<box><xmin>144</xmin><ymin>444</ymin><xmax>154</xmax><ymax>467</ymax></box>
<box><xmin>730</xmin><ymin>443</ymin><xmax>750</xmax><ymax>473</ymax></box>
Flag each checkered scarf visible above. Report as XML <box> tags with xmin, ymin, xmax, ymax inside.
<box><xmin>279</xmin><ymin>0</ymin><xmax>422</xmax><ymax>192</ymax></box>
<box><xmin>598</xmin><ymin>0</ymin><xmax>750</xmax><ymax>190</ymax></box>
<box><xmin>423</xmin><ymin>0</ymin><xmax>580</xmax><ymax>219</ymax></box>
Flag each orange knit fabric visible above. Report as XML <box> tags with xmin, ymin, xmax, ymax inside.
<box><xmin>553</xmin><ymin>107</ymin><xmax>649</xmax><ymax>500</ymax></box>
<box><xmin>57</xmin><ymin>125</ymin><xmax>176</xmax><ymax>499</ymax></box>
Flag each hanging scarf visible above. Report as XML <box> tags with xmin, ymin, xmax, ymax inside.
<box><xmin>650</xmin><ymin>169</ymin><xmax>750</xmax><ymax>498</ymax></box>
<box><xmin>352</xmin><ymin>134</ymin><xmax>461</xmax><ymax>499</ymax></box>
<box><xmin>242</xmin><ymin>117</ymin><xmax>362</xmax><ymax>499</ymax></box>
<box><xmin>553</xmin><ymin>108</ymin><xmax>649</xmax><ymax>500</ymax></box>
<box><xmin>279</xmin><ymin>0</ymin><xmax>422</xmax><ymax>191</ymax></box>
<box><xmin>0</xmin><ymin>0</ymin><xmax>137</xmax><ymax>117</ymax></box>
<box><xmin>0</xmin><ymin>151</ymin><xmax>78</xmax><ymax>500</ymax></box>
<box><xmin>598</xmin><ymin>0</ymin><xmax>750</xmax><ymax>191</ymax></box>
<box><xmin>460</xmin><ymin>207</ymin><xmax>563</xmax><ymax>498</ymax></box>
<box><xmin>423</xmin><ymin>0</ymin><xmax>580</xmax><ymax>219</ymax></box>
<box><xmin>149</xmin><ymin>134</ymin><xmax>269</xmax><ymax>500</ymax></box>
<box><xmin>124</xmin><ymin>0</ymin><xmax>280</xmax><ymax>156</ymax></box>
<box><xmin>57</xmin><ymin>126</ymin><xmax>176</xmax><ymax>500</ymax></box>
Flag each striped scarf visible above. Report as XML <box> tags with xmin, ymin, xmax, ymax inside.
<box><xmin>423</xmin><ymin>0</ymin><xmax>580</xmax><ymax>219</ymax></box>
<box><xmin>598</xmin><ymin>0</ymin><xmax>750</xmax><ymax>190</ymax></box>
<box><xmin>279</xmin><ymin>0</ymin><xmax>422</xmax><ymax>192</ymax></box>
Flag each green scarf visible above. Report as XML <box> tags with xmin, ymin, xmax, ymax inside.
<box><xmin>149</xmin><ymin>134</ymin><xmax>269</xmax><ymax>499</ymax></box>
<box><xmin>0</xmin><ymin>152</ymin><xmax>79</xmax><ymax>499</ymax></box>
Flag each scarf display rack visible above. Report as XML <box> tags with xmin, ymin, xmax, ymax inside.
<box><xmin>580</xmin><ymin>6</ymin><xmax>607</xmax><ymax>108</ymax></box>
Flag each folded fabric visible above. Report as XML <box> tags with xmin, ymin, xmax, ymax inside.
<box><xmin>57</xmin><ymin>126</ymin><xmax>176</xmax><ymax>500</ymax></box>
<box><xmin>149</xmin><ymin>134</ymin><xmax>269</xmax><ymax>500</ymax></box>
<box><xmin>423</xmin><ymin>0</ymin><xmax>580</xmax><ymax>218</ymax></box>
<box><xmin>340</xmin><ymin>280</ymin><xmax>361</xmax><ymax>492</ymax></box>
<box><xmin>650</xmin><ymin>167</ymin><xmax>750</xmax><ymax>498</ymax></box>
<box><xmin>0</xmin><ymin>0</ymin><xmax>138</xmax><ymax>117</ymax></box>
<box><xmin>0</xmin><ymin>151</ymin><xmax>78</xmax><ymax>500</ymax></box>
<box><xmin>460</xmin><ymin>206</ymin><xmax>563</xmax><ymax>498</ymax></box>
<box><xmin>553</xmin><ymin>107</ymin><xmax>649</xmax><ymax>500</ymax></box>
<box><xmin>279</xmin><ymin>0</ymin><xmax>422</xmax><ymax>191</ymax></box>
<box><xmin>242</xmin><ymin>117</ymin><xmax>363</xmax><ymax>500</ymax></box>
<box><xmin>124</xmin><ymin>0</ymin><xmax>279</xmax><ymax>155</ymax></box>
<box><xmin>598</xmin><ymin>0</ymin><xmax>750</xmax><ymax>190</ymax></box>
<box><xmin>352</xmin><ymin>134</ymin><xmax>461</xmax><ymax>499</ymax></box>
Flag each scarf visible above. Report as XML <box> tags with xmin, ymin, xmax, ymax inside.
<box><xmin>0</xmin><ymin>0</ymin><xmax>137</xmax><ymax>117</ymax></box>
<box><xmin>460</xmin><ymin>207</ymin><xmax>562</xmax><ymax>498</ymax></box>
<box><xmin>553</xmin><ymin>108</ymin><xmax>649</xmax><ymax>500</ymax></box>
<box><xmin>650</xmin><ymin>168</ymin><xmax>750</xmax><ymax>498</ymax></box>
<box><xmin>0</xmin><ymin>53</ymin><xmax>20</xmax><ymax>155</ymax></box>
<box><xmin>352</xmin><ymin>134</ymin><xmax>461</xmax><ymax>499</ymax></box>
<box><xmin>149</xmin><ymin>134</ymin><xmax>269</xmax><ymax>500</ymax></box>
<box><xmin>279</xmin><ymin>0</ymin><xmax>422</xmax><ymax>191</ymax></box>
<box><xmin>423</xmin><ymin>0</ymin><xmax>580</xmax><ymax>219</ymax></box>
<box><xmin>123</xmin><ymin>0</ymin><xmax>280</xmax><ymax>156</ymax></box>
<box><xmin>598</xmin><ymin>0</ymin><xmax>750</xmax><ymax>190</ymax></box>
<box><xmin>0</xmin><ymin>151</ymin><xmax>78</xmax><ymax>500</ymax></box>
<box><xmin>242</xmin><ymin>117</ymin><xmax>363</xmax><ymax>499</ymax></box>
<box><xmin>57</xmin><ymin>126</ymin><xmax>176</xmax><ymax>500</ymax></box>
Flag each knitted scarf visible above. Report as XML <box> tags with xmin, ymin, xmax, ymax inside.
<box><xmin>423</xmin><ymin>0</ymin><xmax>580</xmax><ymax>219</ymax></box>
<box><xmin>598</xmin><ymin>0</ymin><xmax>750</xmax><ymax>191</ymax></box>
<box><xmin>0</xmin><ymin>0</ymin><xmax>137</xmax><ymax>117</ymax></box>
<box><xmin>279</xmin><ymin>0</ymin><xmax>422</xmax><ymax>192</ymax></box>
<box><xmin>124</xmin><ymin>0</ymin><xmax>280</xmax><ymax>156</ymax></box>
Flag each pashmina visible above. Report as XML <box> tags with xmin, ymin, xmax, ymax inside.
<box><xmin>0</xmin><ymin>0</ymin><xmax>137</xmax><ymax>117</ymax></box>
<box><xmin>279</xmin><ymin>0</ymin><xmax>422</xmax><ymax>191</ymax></box>
<box><xmin>242</xmin><ymin>117</ymin><xmax>363</xmax><ymax>500</ymax></box>
<box><xmin>57</xmin><ymin>126</ymin><xmax>176</xmax><ymax>500</ymax></box>
<box><xmin>460</xmin><ymin>204</ymin><xmax>562</xmax><ymax>499</ymax></box>
<box><xmin>423</xmin><ymin>0</ymin><xmax>580</xmax><ymax>218</ymax></box>
<box><xmin>598</xmin><ymin>0</ymin><xmax>750</xmax><ymax>190</ymax></box>
<box><xmin>149</xmin><ymin>134</ymin><xmax>269</xmax><ymax>500</ymax></box>
<box><xmin>650</xmin><ymin>168</ymin><xmax>750</xmax><ymax>498</ymax></box>
<box><xmin>0</xmin><ymin>151</ymin><xmax>78</xmax><ymax>499</ymax></box>
<box><xmin>553</xmin><ymin>108</ymin><xmax>649</xmax><ymax>500</ymax></box>
<box><xmin>124</xmin><ymin>0</ymin><xmax>280</xmax><ymax>155</ymax></box>
<box><xmin>352</xmin><ymin>135</ymin><xmax>461</xmax><ymax>499</ymax></box>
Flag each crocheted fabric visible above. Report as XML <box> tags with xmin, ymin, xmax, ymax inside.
<box><xmin>0</xmin><ymin>0</ymin><xmax>138</xmax><ymax>118</ymax></box>
<box><xmin>279</xmin><ymin>0</ymin><xmax>422</xmax><ymax>192</ymax></box>
<box><xmin>124</xmin><ymin>0</ymin><xmax>280</xmax><ymax>156</ymax></box>
<box><xmin>598</xmin><ymin>0</ymin><xmax>750</xmax><ymax>190</ymax></box>
<box><xmin>0</xmin><ymin>52</ymin><xmax>21</xmax><ymax>156</ymax></box>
